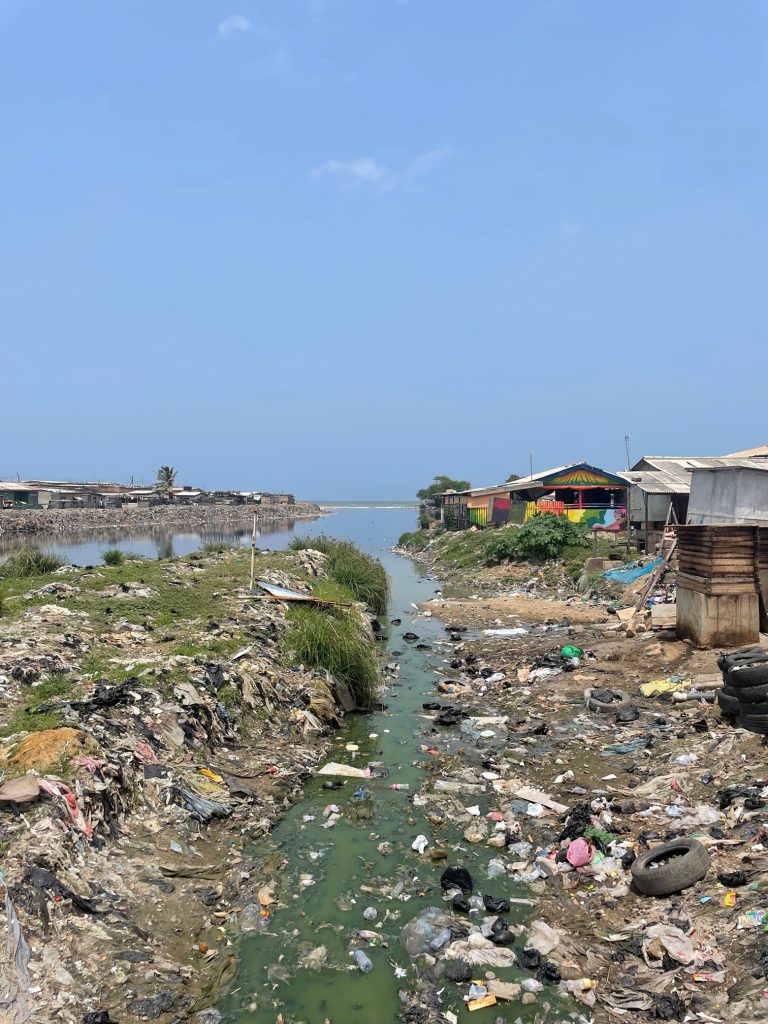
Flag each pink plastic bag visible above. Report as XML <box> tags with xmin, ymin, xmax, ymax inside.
<box><xmin>566</xmin><ymin>837</ymin><xmax>592</xmax><ymax>867</ymax></box>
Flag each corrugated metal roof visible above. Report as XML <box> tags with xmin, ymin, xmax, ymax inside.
<box><xmin>445</xmin><ymin>466</ymin><xmax>571</xmax><ymax>497</ymax></box>
<box><xmin>623</xmin><ymin>457</ymin><xmax>768</xmax><ymax>495</ymax></box>
<box><xmin>724</xmin><ymin>444</ymin><xmax>768</xmax><ymax>458</ymax></box>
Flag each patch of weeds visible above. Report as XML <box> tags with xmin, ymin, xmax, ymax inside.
<box><xmin>200</xmin><ymin>541</ymin><xmax>237</xmax><ymax>555</ymax></box>
<box><xmin>217</xmin><ymin>684</ymin><xmax>239</xmax><ymax>710</ymax></box>
<box><xmin>0</xmin><ymin>548</ymin><xmax>68</xmax><ymax>579</ymax></box>
<box><xmin>0</xmin><ymin>707</ymin><xmax>62</xmax><ymax>737</ymax></box>
<box><xmin>28</xmin><ymin>673</ymin><xmax>78</xmax><ymax>703</ymax></box>
<box><xmin>398</xmin><ymin>530</ymin><xmax>431</xmax><ymax>552</ymax></box>
<box><xmin>290</xmin><ymin>537</ymin><xmax>389</xmax><ymax>614</ymax></box>
<box><xmin>102</xmin><ymin>548</ymin><xmax>126</xmax><ymax>566</ymax></box>
<box><xmin>285</xmin><ymin>604</ymin><xmax>379</xmax><ymax>708</ymax></box>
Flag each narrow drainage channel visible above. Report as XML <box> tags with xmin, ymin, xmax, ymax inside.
<box><xmin>218</xmin><ymin>530</ymin><xmax>546</xmax><ymax>1024</ymax></box>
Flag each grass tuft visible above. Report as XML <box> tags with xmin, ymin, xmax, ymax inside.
<box><xmin>0</xmin><ymin>548</ymin><xmax>67</xmax><ymax>579</ymax></box>
<box><xmin>289</xmin><ymin>536</ymin><xmax>389</xmax><ymax>614</ymax></box>
<box><xmin>102</xmin><ymin>548</ymin><xmax>126</xmax><ymax>566</ymax></box>
<box><xmin>200</xmin><ymin>541</ymin><xmax>237</xmax><ymax>555</ymax></box>
<box><xmin>286</xmin><ymin>604</ymin><xmax>379</xmax><ymax>708</ymax></box>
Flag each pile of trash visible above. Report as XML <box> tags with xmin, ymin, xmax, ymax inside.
<box><xmin>405</xmin><ymin>608</ymin><xmax>768</xmax><ymax>1019</ymax></box>
<box><xmin>0</xmin><ymin>549</ymin><xmax>352</xmax><ymax>1023</ymax></box>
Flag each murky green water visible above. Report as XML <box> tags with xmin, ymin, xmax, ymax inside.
<box><xmin>216</xmin><ymin>509</ymin><xmax>541</xmax><ymax>1024</ymax></box>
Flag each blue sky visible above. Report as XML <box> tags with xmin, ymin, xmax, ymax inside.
<box><xmin>2</xmin><ymin>1</ymin><xmax>767</xmax><ymax>497</ymax></box>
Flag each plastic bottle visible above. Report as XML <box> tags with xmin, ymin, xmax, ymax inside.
<box><xmin>389</xmin><ymin>784</ymin><xmax>409</xmax><ymax>791</ymax></box>
<box><xmin>428</xmin><ymin>927</ymin><xmax>452</xmax><ymax>952</ymax></box>
<box><xmin>352</xmin><ymin>949</ymin><xmax>373</xmax><ymax>973</ymax></box>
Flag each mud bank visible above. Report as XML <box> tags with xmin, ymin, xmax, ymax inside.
<box><xmin>0</xmin><ymin>502</ymin><xmax>325</xmax><ymax>539</ymax></box>
<box><xmin>0</xmin><ymin>544</ymin><xmax>375</xmax><ymax>1024</ymax></box>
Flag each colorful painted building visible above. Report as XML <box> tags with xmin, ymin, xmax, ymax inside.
<box><xmin>440</xmin><ymin>463</ymin><xmax>628</xmax><ymax>532</ymax></box>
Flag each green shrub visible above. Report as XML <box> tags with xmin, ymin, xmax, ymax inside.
<box><xmin>289</xmin><ymin>537</ymin><xmax>389</xmax><ymax>614</ymax></box>
<box><xmin>398</xmin><ymin>531</ymin><xmax>431</xmax><ymax>552</ymax></box>
<box><xmin>483</xmin><ymin>529</ymin><xmax>520</xmax><ymax>566</ymax></box>
<box><xmin>0</xmin><ymin>548</ymin><xmax>67</xmax><ymax>579</ymax></box>
<box><xmin>102</xmin><ymin>548</ymin><xmax>125</xmax><ymax>566</ymax></box>
<box><xmin>512</xmin><ymin>514</ymin><xmax>589</xmax><ymax>561</ymax></box>
<box><xmin>285</xmin><ymin>605</ymin><xmax>379</xmax><ymax>708</ymax></box>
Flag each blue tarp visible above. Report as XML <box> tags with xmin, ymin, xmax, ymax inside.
<box><xmin>602</xmin><ymin>557</ymin><xmax>663</xmax><ymax>584</ymax></box>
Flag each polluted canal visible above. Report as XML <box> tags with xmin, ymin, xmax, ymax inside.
<box><xmin>218</xmin><ymin>508</ymin><xmax>556</xmax><ymax>1024</ymax></box>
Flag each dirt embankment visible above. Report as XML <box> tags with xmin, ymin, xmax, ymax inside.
<box><xmin>0</xmin><ymin>546</ymin><xmax>360</xmax><ymax>1024</ymax></box>
<box><xmin>0</xmin><ymin>502</ymin><xmax>325</xmax><ymax>538</ymax></box>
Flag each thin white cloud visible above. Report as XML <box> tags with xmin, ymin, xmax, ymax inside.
<box><xmin>312</xmin><ymin>146</ymin><xmax>451</xmax><ymax>193</ymax></box>
<box><xmin>218</xmin><ymin>14</ymin><xmax>251</xmax><ymax>36</ymax></box>
<box><xmin>560</xmin><ymin>221</ymin><xmax>581</xmax><ymax>236</ymax></box>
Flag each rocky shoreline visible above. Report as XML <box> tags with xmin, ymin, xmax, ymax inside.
<box><xmin>0</xmin><ymin>502</ymin><xmax>325</xmax><ymax>538</ymax></box>
<box><xmin>0</xmin><ymin>545</ymin><xmax>369</xmax><ymax>1024</ymax></box>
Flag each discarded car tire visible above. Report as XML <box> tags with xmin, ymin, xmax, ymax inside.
<box><xmin>731</xmin><ymin>682</ymin><xmax>768</xmax><ymax>705</ymax></box>
<box><xmin>726</xmin><ymin>663</ymin><xmax>768</xmax><ymax>688</ymax></box>
<box><xmin>737</xmin><ymin>713</ymin><xmax>768</xmax><ymax>735</ymax></box>
<box><xmin>736</xmin><ymin>700</ymin><xmax>768</xmax><ymax>716</ymax></box>
<box><xmin>586</xmin><ymin>688</ymin><xmax>631</xmax><ymax>713</ymax></box>
<box><xmin>717</xmin><ymin>646</ymin><xmax>766</xmax><ymax>672</ymax></box>
<box><xmin>716</xmin><ymin>689</ymin><xmax>740</xmax><ymax>716</ymax></box>
<box><xmin>631</xmin><ymin>838</ymin><xmax>710</xmax><ymax>896</ymax></box>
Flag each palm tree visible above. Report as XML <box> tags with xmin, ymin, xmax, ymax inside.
<box><xmin>155</xmin><ymin>466</ymin><xmax>178</xmax><ymax>502</ymax></box>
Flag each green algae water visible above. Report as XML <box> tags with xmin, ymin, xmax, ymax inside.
<box><xmin>216</xmin><ymin>508</ymin><xmax>545</xmax><ymax>1024</ymax></box>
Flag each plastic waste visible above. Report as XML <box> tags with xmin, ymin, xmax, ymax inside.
<box><xmin>560</xmin><ymin>645</ymin><xmax>583</xmax><ymax>659</ymax></box>
<box><xmin>412</xmin><ymin>834</ymin><xmax>428</xmax><ymax>854</ymax></box>
<box><xmin>566</xmin><ymin>838</ymin><xmax>593</xmax><ymax>867</ymax></box>
<box><xmin>401</xmin><ymin>907</ymin><xmax>454</xmax><ymax>956</ymax></box>
<box><xmin>363</xmin><ymin>907</ymin><xmax>378</xmax><ymax>921</ymax></box>
<box><xmin>486</xmin><ymin>859</ymin><xmax>506</xmax><ymax>878</ymax></box>
<box><xmin>429</xmin><ymin>927</ymin><xmax>453</xmax><ymax>952</ymax></box>
<box><xmin>352</xmin><ymin>948</ymin><xmax>373</xmax><ymax>973</ymax></box>
<box><xmin>482</xmin><ymin>894</ymin><xmax>511</xmax><ymax>913</ymax></box>
<box><xmin>440</xmin><ymin>866</ymin><xmax>473</xmax><ymax>892</ymax></box>
<box><xmin>737</xmin><ymin>909</ymin><xmax>766</xmax><ymax>928</ymax></box>
<box><xmin>389</xmin><ymin>784</ymin><xmax>409</xmax><ymax>791</ymax></box>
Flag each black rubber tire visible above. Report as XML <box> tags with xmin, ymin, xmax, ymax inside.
<box><xmin>738</xmin><ymin>713</ymin><xmax>768</xmax><ymax>735</ymax></box>
<box><xmin>733</xmin><ymin>682</ymin><xmax>768</xmax><ymax>705</ymax></box>
<box><xmin>720</xmin><ymin>685</ymin><xmax>740</xmax><ymax>697</ymax></box>
<box><xmin>631</xmin><ymin>839</ymin><xmax>710</xmax><ymax>896</ymax></box>
<box><xmin>586</xmin><ymin>689</ymin><xmax>631</xmax><ymax>714</ymax></box>
<box><xmin>717</xmin><ymin>690</ymin><xmax>740</xmax><ymax>715</ymax></box>
<box><xmin>737</xmin><ymin>701</ymin><xmax>768</xmax><ymax>716</ymax></box>
<box><xmin>727</xmin><ymin>663</ymin><xmax>768</xmax><ymax>688</ymax></box>
<box><xmin>718</xmin><ymin>646</ymin><xmax>767</xmax><ymax>672</ymax></box>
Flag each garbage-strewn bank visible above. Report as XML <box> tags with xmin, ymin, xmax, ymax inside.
<box><xmin>393</xmin><ymin>574</ymin><xmax>768</xmax><ymax>1020</ymax></box>
<box><xmin>0</xmin><ymin>541</ymin><xmax>383</xmax><ymax>1024</ymax></box>
<box><xmin>0</xmin><ymin>502</ymin><xmax>325</xmax><ymax>538</ymax></box>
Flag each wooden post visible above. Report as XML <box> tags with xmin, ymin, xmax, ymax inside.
<box><xmin>644</xmin><ymin>491</ymin><xmax>650</xmax><ymax>556</ymax></box>
<box><xmin>249</xmin><ymin>512</ymin><xmax>257</xmax><ymax>591</ymax></box>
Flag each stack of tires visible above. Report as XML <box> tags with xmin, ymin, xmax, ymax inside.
<box><xmin>717</xmin><ymin>645</ymin><xmax>768</xmax><ymax>734</ymax></box>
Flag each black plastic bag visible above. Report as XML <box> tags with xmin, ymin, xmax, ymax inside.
<box><xmin>538</xmin><ymin>961</ymin><xmax>562</xmax><ymax>984</ymax></box>
<box><xmin>440</xmin><ymin>866</ymin><xmax>473</xmax><ymax>893</ymax></box>
<box><xmin>516</xmin><ymin>947</ymin><xmax>541</xmax><ymax>970</ymax></box>
<box><xmin>452</xmin><ymin>894</ymin><xmax>470</xmax><ymax>913</ymax></box>
<box><xmin>717</xmin><ymin>870</ymin><xmax>748</xmax><ymax>887</ymax></box>
<box><xmin>482</xmin><ymin>894</ymin><xmax>511</xmax><ymax>914</ymax></box>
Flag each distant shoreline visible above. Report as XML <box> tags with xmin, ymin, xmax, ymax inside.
<box><xmin>0</xmin><ymin>501</ymin><xmax>325</xmax><ymax>538</ymax></box>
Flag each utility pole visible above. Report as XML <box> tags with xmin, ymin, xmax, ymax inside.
<box><xmin>624</xmin><ymin>434</ymin><xmax>631</xmax><ymax>471</ymax></box>
<box><xmin>529</xmin><ymin>451</ymin><xmax>534</xmax><ymax>480</ymax></box>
